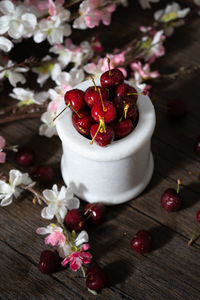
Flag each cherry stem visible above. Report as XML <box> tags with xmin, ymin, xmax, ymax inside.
<box><xmin>124</xmin><ymin>103</ymin><xmax>130</xmax><ymax>119</ymax></box>
<box><xmin>90</xmin><ymin>76</ymin><xmax>97</xmax><ymax>92</ymax></box>
<box><xmin>188</xmin><ymin>224</ymin><xmax>200</xmax><ymax>246</ymax></box>
<box><xmin>176</xmin><ymin>179</ymin><xmax>181</xmax><ymax>194</ymax></box>
<box><xmin>84</xmin><ymin>203</ymin><xmax>96</xmax><ymax>215</ymax></box>
<box><xmin>53</xmin><ymin>104</ymin><xmax>70</xmax><ymax>121</ymax></box>
<box><xmin>70</xmin><ymin>105</ymin><xmax>82</xmax><ymax>118</ymax></box>
<box><xmin>107</xmin><ymin>57</ymin><xmax>112</xmax><ymax>76</ymax></box>
<box><xmin>98</xmin><ymin>87</ymin><xmax>106</xmax><ymax>112</ymax></box>
<box><xmin>90</xmin><ymin>117</ymin><xmax>106</xmax><ymax>145</ymax></box>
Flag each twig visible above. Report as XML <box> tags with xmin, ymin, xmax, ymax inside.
<box><xmin>0</xmin><ymin>110</ymin><xmax>45</xmax><ymax>124</ymax></box>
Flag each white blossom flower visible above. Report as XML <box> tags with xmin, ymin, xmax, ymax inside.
<box><xmin>47</xmin><ymin>86</ymin><xmax>67</xmax><ymax>113</ymax></box>
<box><xmin>33</xmin><ymin>55</ymin><xmax>62</xmax><ymax>86</ymax></box>
<box><xmin>0</xmin><ymin>60</ymin><xmax>28</xmax><ymax>87</ymax></box>
<box><xmin>50</xmin><ymin>39</ymin><xmax>93</xmax><ymax>69</ymax></box>
<box><xmin>41</xmin><ymin>184</ymin><xmax>80</xmax><ymax>223</ymax></box>
<box><xmin>0</xmin><ymin>169</ymin><xmax>34</xmax><ymax>206</ymax></box>
<box><xmin>0</xmin><ymin>36</ymin><xmax>13</xmax><ymax>52</ymax></box>
<box><xmin>55</xmin><ymin>68</ymin><xmax>85</xmax><ymax>88</ymax></box>
<box><xmin>154</xmin><ymin>2</ymin><xmax>190</xmax><ymax>36</ymax></box>
<box><xmin>0</xmin><ymin>0</ymin><xmax>37</xmax><ymax>39</ymax></box>
<box><xmin>143</xmin><ymin>30</ymin><xmax>165</xmax><ymax>63</ymax></box>
<box><xmin>139</xmin><ymin>0</ymin><xmax>160</xmax><ymax>9</ymax></box>
<box><xmin>194</xmin><ymin>0</ymin><xmax>200</xmax><ymax>6</ymax></box>
<box><xmin>39</xmin><ymin>111</ymin><xmax>57</xmax><ymax>138</ymax></box>
<box><xmin>33</xmin><ymin>5</ymin><xmax>71</xmax><ymax>45</ymax></box>
<box><xmin>58</xmin><ymin>230</ymin><xmax>89</xmax><ymax>258</ymax></box>
<box><xmin>9</xmin><ymin>88</ymin><xmax>48</xmax><ymax>105</ymax></box>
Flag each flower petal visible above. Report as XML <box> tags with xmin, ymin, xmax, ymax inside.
<box><xmin>67</xmin><ymin>197</ymin><xmax>80</xmax><ymax>210</ymax></box>
<box><xmin>8</xmin><ymin>20</ymin><xmax>24</xmax><ymax>39</ymax></box>
<box><xmin>0</xmin><ymin>1</ymin><xmax>14</xmax><ymax>14</ymax></box>
<box><xmin>0</xmin><ymin>194</ymin><xmax>13</xmax><ymax>206</ymax></box>
<box><xmin>0</xmin><ymin>36</ymin><xmax>13</xmax><ymax>52</ymax></box>
<box><xmin>75</xmin><ymin>231</ymin><xmax>89</xmax><ymax>247</ymax></box>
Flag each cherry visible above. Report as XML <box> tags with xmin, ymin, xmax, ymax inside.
<box><xmin>196</xmin><ymin>209</ymin><xmax>200</xmax><ymax>223</ymax></box>
<box><xmin>86</xmin><ymin>265</ymin><xmax>107</xmax><ymax>291</ymax></box>
<box><xmin>195</xmin><ymin>136</ymin><xmax>200</xmax><ymax>154</ymax></box>
<box><xmin>15</xmin><ymin>146</ymin><xmax>35</xmax><ymax>167</ymax></box>
<box><xmin>64</xmin><ymin>89</ymin><xmax>85</xmax><ymax>111</ymax></box>
<box><xmin>131</xmin><ymin>107</ymin><xmax>139</xmax><ymax>128</ymax></box>
<box><xmin>72</xmin><ymin>110</ymin><xmax>94</xmax><ymax>135</ymax></box>
<box><xmin>115</xmin><ymin>83</ymin><xmax>138</xmax><ymax>103</ymax></box>
<box><xmin>38</xmin><ymin>250</ymin><xmax>62</xmax><ymax>274</ymax></box>
<box><xmin>91</xmin><ymin>101</ymin><xmax>116</xmax><ymax>124</ymax></box>
<box><xmin>90</xmin><ymin>123</ymin><xmax>114</xmax><ymax>147</ymax></box>
<box><xmin>168</xmin><ymin>99</ymin><xmax>187</xmax><ymax>120</ymax></box>
<box><xmin>131</xmin><ymin>230</ymin><xmax>153</xmax><ymax>253</ymax></box>
<box><xmin>188</xmin><ymin>209</ymin><xmax>200</xmax><ymax>246</ymax></box>
<box><xmin>114</xmin><ymin>96</ymin><xmax>137</xmax><ymax>119</ymax></box>
<box><xmin>64</xmin><ymin>209</ymin><xmax>86</xmax><ymax>232</ymax></box>
<box><xmin>85</xmin><ymin>86</ymin><xmax>108</xmax><ymax>108</ymax></box>
<box><xmin>101</xmin><ymin>68</ymin><xmax>124</xmax><ymax>88</ymax></box>
<box><xmin>161</xmin><ymin>179</ymin><xmax>182</xmax><ymax>212</ymax></box>
<box><xmin>32</xmin><ymin>165</ymin><xmax>54</xmax><ymax>186</ymax></box>
<box><xmin>84</xmin><ymin>203</ymin><xmax>106</xmax><ymax>225</ymax></box>
<box><xmin>112</xmin><ymin>119</ymin><xmax>133</xmax><ymax>139</ymax></box>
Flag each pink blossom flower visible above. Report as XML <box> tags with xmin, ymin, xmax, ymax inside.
<box><xmin>130</xmin><ymin>61</ymin><xmax>160</xmax><ymax>80</ymax></box>
<box><xmin>45</xmin><ymin>231</ymin><xmax>66</xmax><ymax>247</ymax></box>
<box><xmin>0</xmin><ymin>136</ymin><xmax>6</xmax><ymax>164</ymax></box>
<box><xmin>62</xmin><ymin>244</ymin><xmax>92</xmax><ymax>272</ymax></box>
<box><xmin>73</xmin><ymin>0</ymin><xmax>116</xmax><ymax>29</ymax></box>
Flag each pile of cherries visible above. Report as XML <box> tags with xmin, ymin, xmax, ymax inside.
<box><xmin>56</xmin><ymin>62</ymin><xmax>139</xmax><ymax>147</ymax></box>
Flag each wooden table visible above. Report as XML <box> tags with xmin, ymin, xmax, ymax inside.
<box><xmin>1</xmin><ymin>2</ymin><xmax>200</xmax><ymax>299</ymax></box>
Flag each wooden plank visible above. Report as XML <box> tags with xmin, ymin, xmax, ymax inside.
<box><xmin>0</xmin><ymin>196</ymin><xmax>200</xmax><ymax>299</ymax></box>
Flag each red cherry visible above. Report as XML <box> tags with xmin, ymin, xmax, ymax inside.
<box><xmin>38</xmin><ymin>250</ymin><xmax>62</xmax><ymax>274</ymax></box>
<box><xmin>196</xmin><ymin>209</ymin><xmax>200</xmax><ymax>223</ymax></box>
<box><xmin>161</xmin><ymin>188</ymin><xmax>182</xmax><ymax>212</ymax></box>
<box><xmin>32</xmin><ymin>165</ymin><xmax>54</xmax><ymax>186</ymax></box>
<box><xmin>90</xmin><ymin>124</ymin><xmax>114</xmax><ymax>147</ymax></box>
<box><xmin>64</xmin><ymin>89</ymin><xmax>85</xmax><ymax>111</ymax></box>
<box><xmin>114</xmin><ymin>96</ymin><xmax>137</xmax><ymax>119</ymax></box>
<box><xmin>131</xmin><ymin>107</ymin><xmax>139</xmax><ymax>128</ymax></box>
<box><xmin>15</xmin><ymin>146</ymin><xmax>35</xmax><ymax>167</ymax></box>
<box><xmin>85</xmin><ymin>86</ymin><xmax>108</xmax><ymax>108</ymax></box>
<box><xmin>91</xmin><ymin>101</ymin><xmax>116</xmax><ymax>124</ymax></box>
<box><xmin>195</xmin><ymin>136</ymin><xmax>200</xmax><ymax>154</ymax></box>
<box><xmin>72</xmin><ymin>110</ymin><xmax>94</xmax><ymax>135</ymax></box>
<box><xmin>86</xmin><ymin>265</ymin><xmax>107</xmax><ymax>291</ymax></box>
<box><xmin>131</xmin><ymin>230</ymin><xmax>153</xmax><ymax>253</ymax></box>
<box><xmin>112</xmin><ymin>119</ymin><xmax>133</xmax><ymax>139</ymax></box>
<box><xmin>84</xmin><ymin>203</ymin><xmax>106</xmax><ymax>225</ymax></box>
<box><xmin>115</xmin><ymin>83</ymin><xmax>138</xmax><ymax>103</ymax></box>
<box><xmin>64</xmin><ymin>209</ymin><xmax>86</xmax><ymax>232</ymax></box>
<box><xmin>168</xmin><ymin>99</ymin><xmax>187</xmax><ymax>120</ymax></box>
<box><xmin>100</xmin><ymin>68</ymin><xmax>124</xmax><ymax>88</ymax></box>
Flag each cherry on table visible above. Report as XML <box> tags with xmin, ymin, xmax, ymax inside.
<box><xmin>195</xmin><ymin>136</ymin><xmax>200</xmax><ymax>154</ymax></box>
<box><xmin>86</xmin><ymin>265</ymin><xmax>107</xmax><ymax>291</ymax></box>
<box><xmin>196</xmin><ymin>209</ymin><xmax>200</xmax><ymax>223</ymax></box>
<box><xmin>167</xmin><ymin>99</ymin><xmax>187</xmax><ymax>120</ymax></box>
<box><xmin>64</xmin><ymin>89</ymin><xmax>85</xmax><ymax>111</ymax></box>
<box><xmin>64</xmin><ymin>209</ymin><xmax>86</xmax><ymax>232</ymax></box>
<box><xmin>72</xmin><ymin>110</ymin><xmax>94</xmax><ymax>136</ymax></box>
<box><xmin>131</xmin><ymin>230</ymin><xmax>153</xmax><ymax>253</ymax></box>
<box><xmin>112</xmin><ymin>119</ymin><xmax>133</xmax><ymax>139</ymax></box>
<box><xmin>84</xmin><ymin>203</ymin><xmax>106</xmax><ymax>225</ymax></box>
<box><xmin>32</xmin><ymin>165</ymin><xmax>54</xmax><ymax>186</ymax></box>
<box><xmin>15</xmin><ymin>146</ymin><xmax>35</xmax><ymax>167</ymax></box>
<box><xmin>38</xmin><ymin>250</ymin><xmax>62</xmax><ymax>274</ymax></box>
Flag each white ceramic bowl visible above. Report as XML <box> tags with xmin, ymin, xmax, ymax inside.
<box><xmin>56</xmin><ymin>79</ymin><xmax>156</xmax><ymax>205</ymax></box>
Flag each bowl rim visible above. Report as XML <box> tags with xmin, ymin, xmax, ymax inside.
<box><xmin>55</xmin><ymin>79</ymin><xmax>156</xmax><ymax>161</ymax></box>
